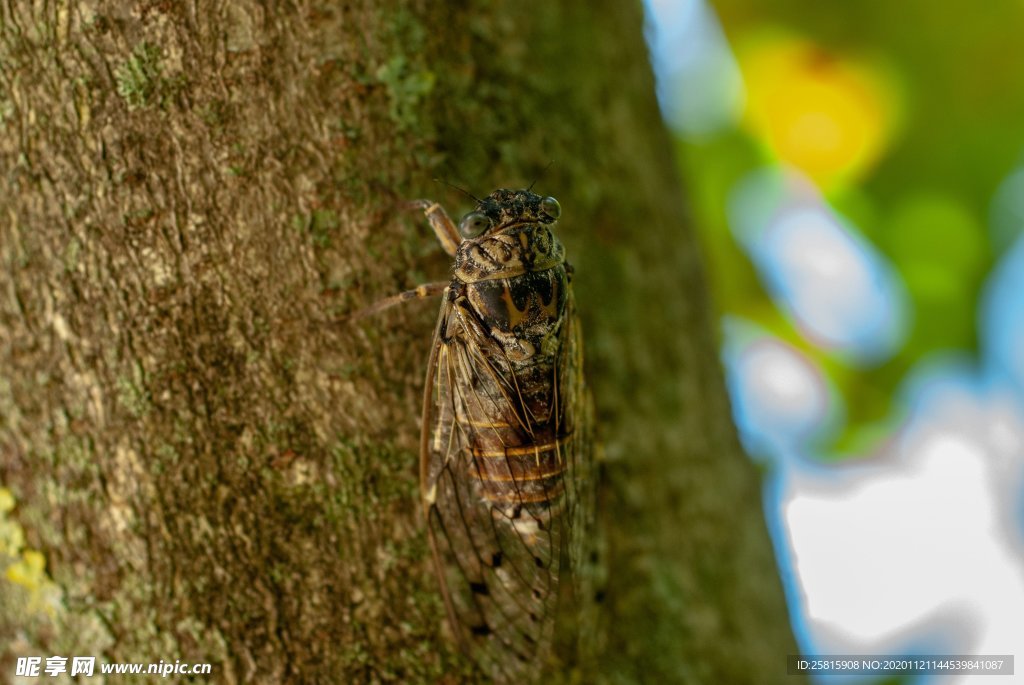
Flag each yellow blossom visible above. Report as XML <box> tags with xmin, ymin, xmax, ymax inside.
<box><xmin>739</xmin><ymin>32</ymin><xmax>898</xmax><ymax>188</ymax></box>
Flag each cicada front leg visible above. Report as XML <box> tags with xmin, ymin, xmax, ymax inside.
<box><xmin>405</xmin><ymin>199</ymin><xmax>460</xmax><ymax>257</ymax></box>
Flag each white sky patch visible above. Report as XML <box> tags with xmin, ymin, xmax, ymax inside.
<box><xmin>778</xmin><ymin>381</ymin><xmax>1024</xmax><ymax>684</ymax></box>
<box><xmin>728</xmin><ymin>167</ymin><xmax>908</xmax><ymax>363</ymax></box>
<box><xmin>643</xmin><ymin>0</ymin><xmax>744</xmax><ymax>137</ymax></box>
<box><xmin>788</xmin><ymin>437</ymin><xmax>993</xmax><ymax>638</ymax></box>
<box><xmin>748</xmin><ymin>342</ymin><xmax>822</xmax><ymax>417</ymax></box>
<box><xmin>723</xmin><ymin>279</ymin><xmax>1024</xmax><ymax>685</ymax></box>
<box><xmin>724</xmin><ymin>327</ymin><xmax>836</xmax><ymax>456</ymax></box>
<box><xmin>765</xmin><ymin>206</ymin><xmax>905</xmax><ymax>360</ymax></box>
<box><xmin>981</xmin><ymin>236</ymin><xmax>1024</xmax><ymax>394</ymax></box>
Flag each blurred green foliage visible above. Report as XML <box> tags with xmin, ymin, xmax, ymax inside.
<box><xmin>678</xmin><ymin>0</ymin><xmax>1024</xmax><ymax>454</ymax></box>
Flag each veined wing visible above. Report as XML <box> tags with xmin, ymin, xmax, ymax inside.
<box><xmin>420</xmin><ymin>295</ymin><xmax>586</xmax><ymax>682</ymax></box>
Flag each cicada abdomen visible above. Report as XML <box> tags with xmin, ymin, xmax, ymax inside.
<box><xmin>414</xmin><ymin>189</ymin><xmax>594</xmax><ymax>683</ymax></box>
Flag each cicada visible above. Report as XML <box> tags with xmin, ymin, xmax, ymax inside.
<box><xmin>369</xmin><ymin>188</ymin><xmax>593</xmax><ymax>682</ymax></box>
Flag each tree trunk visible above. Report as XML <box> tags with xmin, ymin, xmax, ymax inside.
<box><xmin>0</xmin><ymin>1</ymin><xmax>802</xmax><ymax>683</ymax></box>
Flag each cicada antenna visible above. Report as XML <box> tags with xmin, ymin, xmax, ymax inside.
<box><xmin>434</xmin><ymin>178</ymin><xmax>481</xmax><ymax>203</ymax></box>
<box><xmin>527</xmin><ymin>160</ymin><xmax>555</xmax><ymax>191</ymax></box>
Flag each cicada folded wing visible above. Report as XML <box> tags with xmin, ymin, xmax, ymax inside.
<box><xmin>421</xmin><ymin>290</ymin><xmax>591</xmax><ymax>683</ymax></box>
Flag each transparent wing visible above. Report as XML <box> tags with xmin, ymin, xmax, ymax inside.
<box><xmin>420</xmin><ymin>294</ymin><xmax>589</xmax><ymax>683</ymax></box>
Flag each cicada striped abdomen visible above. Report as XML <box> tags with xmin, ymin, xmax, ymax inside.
<box><xmin>413</xmin><ymin>189</ymin><xmax>593</xmax><ymax>682</ymax></box>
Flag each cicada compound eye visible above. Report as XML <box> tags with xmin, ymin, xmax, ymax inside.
<box><xmin>459</xmin><ymin>211</ymin><xmax>491</xmax><ymax>238</ymax></box>
<box><xmin>540</xmin><ymin>196</ymin><xmax>561</xmax><ymax>221</ymax></box>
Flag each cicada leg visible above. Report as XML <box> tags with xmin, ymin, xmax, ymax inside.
<box><xmin>350</xmin><ymin>281</ymin><xmax>448</xmax><ymax>320</ymax></box>
<box><xmin>350</xmin><ymin>199</ymin><xmax>459</xmax><ymax>320</ymax></box>
<box><xmin>404</xmin><ymin>199</ymin><xmax>460</xmax><ymax>257</ymax></box>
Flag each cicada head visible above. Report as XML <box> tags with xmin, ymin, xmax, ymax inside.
<box><xmin>457</xmin><ymin>189</ymin><xmax>562</xmax><ymax>239</ymax></box>
<box><xmin>452</xmin><ymin>189</ymin><xmax>567</xmax><ymax>284</ymax></box>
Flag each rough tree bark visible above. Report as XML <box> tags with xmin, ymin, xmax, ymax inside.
<box><xmin>0</xmin><ymin>1</ymin><xmax>802</xmax><ymax>683</ymax></box>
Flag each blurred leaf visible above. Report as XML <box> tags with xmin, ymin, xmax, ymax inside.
<box><xmin>883</xmin><ymin>194</ymin><xmax>987</xmax><ymax>275</ymax></box>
